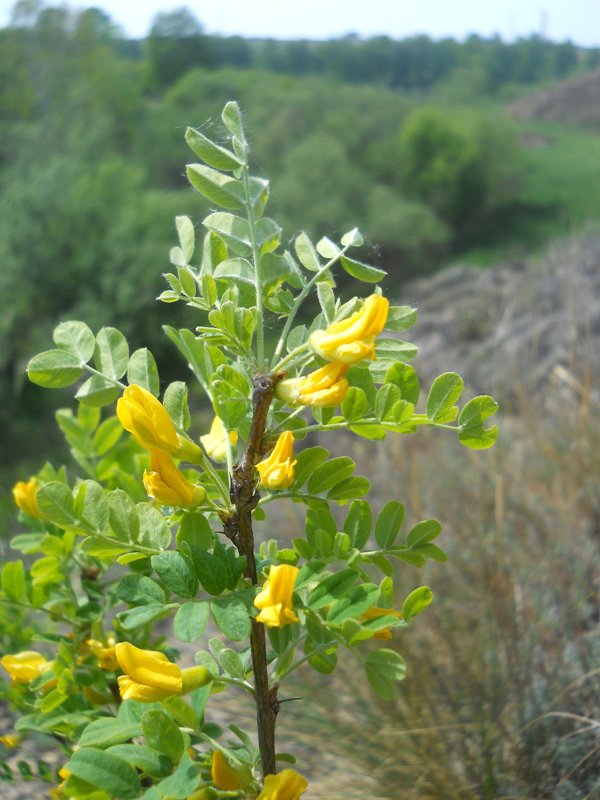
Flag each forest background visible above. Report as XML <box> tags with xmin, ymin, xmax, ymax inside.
<box><xmin>0</xmin><ymin>2</ymin><xmax>599</xmax><ymax>797</ymax></box>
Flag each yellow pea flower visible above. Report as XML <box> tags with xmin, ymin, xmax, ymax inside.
<box><xmin>254</xmin><ymin>565</ymin><xmax>299</xmax><ymax>628</ymax></box>
<box><xmin>309</xmin><ymin>294</ymin><xmax>389</xmax><ymax>363</ymax></box>
<box><xmin>1</xmin><ymin>651</ymin><xmax>52</xmax><ymax>683</ymax></box>
<box><xmin>255</xmin><ymin>432</ymin><xmax>297</xmax><ymax>491</ymax></box>
<box><xmin>257</xmin><ymin>769</ymin><xmax>309</xmax><ymax>800</ymax></box>
<box><xmin>200</xmin><ymin>416</ymin><xmax>238</xmax><ymax>463</ymax></box>
<box><xmin>275</xmin><ymin>362</ymin><xmax>349</xmax><ymax>408</ymax></box>
<box><xmin>117</xmin><ymin>384</ymin><xmax>201</xmax><ymax>461</ymax></box>
<box><xmin>360</xmin><ymin>606</ymin><xmax>404</xmax><ymax>640</ymax></box>
<box><xmin>86</xmin><ymin>634</ymin><xmax>119</xmax><ymax>671</ymax></box>
<box><xmin>115</xmin><ymin>642</ymin><xmax>211</xmax><ymax>702</ymax></box>
<box><xmin>211</xmin><ymin>750</ymin><xmax>244</xmax><ymax>791</ymax></box>
<box><xmin>12</xmin><ymin>477</ymin><xmax>42</xmax><ymax>519</ymax></box>
<box><xmin>143</xmin><ymin>449</ymin><xmax>206</xmax><ymax>508</ymax></box>
<box><xmin>0</xmin><ymin>734</ymin><xmax>20</xmax><ymax>748</ymax></box>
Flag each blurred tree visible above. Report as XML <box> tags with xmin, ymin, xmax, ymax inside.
<box><xmin>397</xmin><ymin>107</ymin><xmax>518</xmax><ymax>241</ymax></box>
<box><xmin>146</xmin><ymin>7</ymin><xmax>212</xmax><ymax>89</ymax></box>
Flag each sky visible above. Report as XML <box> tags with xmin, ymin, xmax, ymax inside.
<box><xmin>1</xmin><ymin>0</ymin><xmax>600</xmax><ymax>46</ymax></box>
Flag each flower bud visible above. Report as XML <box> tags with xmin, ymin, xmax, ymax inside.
<box><xmin>200</xmin><ymin>416</ymin><xmax>238</xmax><ymax>463</ymax></box>
<box><xmin>256</xmin><ymin>432</ymin><xmax>296</xmax><ymax>490</ymax></box>
<box><xmin>254</xmin><ymin>564</ymin><xmax>300</xmax><ymax>628</ymax></box>
<box><xmin>12</xmin><ymin>478</ymin><xmax>42</xmax><ymax>519</ymax></box>
<box><xmin>143</xmin><ymin>449</ymin><xmax>206</xmax><ymax>508</ymax></box>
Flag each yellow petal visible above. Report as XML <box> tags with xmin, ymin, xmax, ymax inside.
<box><xmin>115</xmin><ymin>642</ymin><xmax>182</xmax><ymax>693</ymax></box>
<box><xmin>309</xmin><ymin>294</ymin><xmax>388</xmax><ymax>364</ymax></box>
<box><xmin>1</xmin><ymin>652</ymin><xmax>49</xmax><ymax>683</ymax></box>
<box><xmin>257</xmin><ymin>769</ymin><xmax>309</xmax><ymax>800</ymax></box>
<box><xmin>117</xmin><ymin>675</ymin><xmax>175</xmax><ymax>702</ymax></box>
<box><xmin>12</xmin><ymin>478</ymin><xmax>42</xmax><ymax>519</ymax></box>
<box><xmin>211</xmin><ymin>750</ymin><xmax>242</xmax><ymax>791</ymax></box>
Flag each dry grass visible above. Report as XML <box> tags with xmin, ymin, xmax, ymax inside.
<box><xmin>285</xmin><ymin>373</ymin><xmax>600</xmax><ymax>799</ymax></box>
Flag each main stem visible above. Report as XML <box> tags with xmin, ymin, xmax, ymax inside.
<box><xmin>224</xmin><ymin>372</ymin><xmax>280</xmax><ymax>778</ymax></box>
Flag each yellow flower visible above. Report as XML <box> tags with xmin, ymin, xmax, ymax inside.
<box><xmin>257</xmin><ymin>769</ymin><xmax>309</xmax><ymax>800</ymax></box>
<box><xmin>115</xmin><ymin>642</ymin><xmax>211</xmax><ymax>702</ymax></box>
<box><xmin>200</xmin><ymin>416</ymin><xmax>238</xmax><ymax>463</ymax></box>
<box><xmin>117</xmin><ymin>384</ymin><xmax>201</xmax><ymax>461</ymax></box>
<box><xmin>254</xmin><ymin>565</ymin><xmax>299</xmax><ymax>628</ymax></box>
<box><xmin>360</xmin><ymin>607</ymin><xmax>404</xmax><ymax>640</ymax></box>
<box><xmin>211</xmin><ymin>750</ymin><xmax>243</xmax><ymax>791</ymax></box>
<box><xmin>276</xmin><ymin>362</ymin><xmax>349</xmax><ymax>408</ymax></box>
<box><xmin>309</xmin><ymin>294</ymin><xmax>389</xmax><ymax>363</ymax></box>
<box><xmin>86</xmin><ymin>634</ymin><xmax>119</xmax><ymax>671</ymax></box>
<box><xmin>143</xmin><ymin>449</ymin><xmax>206</xmax><ymax>508</ymax></box>
<box><xmin>1</xmin><ymin>651</ymin><xmax>52</xmax><ymax>683</ymax></box>
<box><xmin>256</xmin><ymin>432</ymin><xmax>297</xmax><ymax>491</ymax></box>
<box><xmin>0</xmin><ymin>734</ymin><xmax>20</xmax><ymax>748</ymax></box>
<box><xmin>12</xmin><ymin>477</ymin><xmax>42</xmax><ymax>518</ymax></box>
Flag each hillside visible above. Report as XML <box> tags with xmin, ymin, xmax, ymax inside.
<box><xmin>510</xmin><ymin>66</ymin><xmax>600</xmax><ymax>126</ymax></box>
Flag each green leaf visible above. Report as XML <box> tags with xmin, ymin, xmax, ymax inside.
<box><xmin>187</xmin><ymin>164</ymin><xmax>244</xmax><ymax>209</ymax></box>
<box><xmin>375</xmin><ymin>501</ymin><xmax>405</xmax><ymax>549</ymax></box>
<box><xmin>185</xmin><ymin>127</ymin><xmax>243</xmax><ymax>171</ymax></box>
<box><xmin>406</xmin><ymin>519</ymin><xmax>442</xmax><ymax>547</ymax></box>
<box><xmin>94</xmin><ymin>327</ymin><xmax>129</xmax><ymax>381</ymax></box>
<box><xmin>426</xmin><ymin>372</ymin><xmax>463</xmax><ymax>423</ymax></box>
<box><xmin>316</xmin><ymin>236</ymin><xmax>340</xmax><ymax>259</ymax></box>
<box><xmin>27</xmin><ymin>350</ymin><xmax>83</xmax><ymax>389</ymax></box>
<box><xmin>163</xmin><ymin>382</ymin><xmax>191</xmax><ymax>431</ymax></box>
<box><xmin>2</xmin><ymin>560</ymin><xmax>26</xmax><ymax>603</ymax></box>
<box><xmin>212</xmin><ymin>596</ymin><xmax>251</xmax><ymax>641</ymax></box>
<box><xmin>374</xmin><ymin>338</ymin><xmax>418</xmax><ymax>364</ymax></box>
<box><xmin>327</xmin><ymin>476</ymin><xmax>370</xmax><ymax>501</ymax></box>
<box><xmin>64</xmin><ymin>747</ymin><xmax>141</xmax><ymax>799</ymax></box>
<box><xmin>328</xmin><ymin>583</ymin><xmax>379</xmax><ymax>624</ymax></box>
<box><xmin>174</xmin><ymin>602</ymin><xmax>210</xmax><ymax>643</ymax></box>
<box><xmin>189</xmin><ymin>548</ymin><xmax>228</xmax><ymax>596</ymax></box>
<box><xmin>53</xmin><ymin>321</ymin><xmax>95</xmax><ymax>362</ymax></box>
<box><xmin>176</xmin><ymin>513</ymin><xmax>214</xmax><ymax>551</ymax></box>
<box><xmin>137</xmin><ymin>504</ymin><xmax>171</xmax><ymax>551</ymax></box>
<box><xmin>294</xmin><ymin>232</ymin><xmax>321</xmax><ymax>272</ymax></box>
<box><xmin>79</xmin><ymin>719</ymin><xmax>142</xmax><ymax>749</ymax></box>
<box><xmin>255</xmin><ymin>217</ymin><xmax>281</xmax><ymax>252</ymax></box>
<box><xmin>148</xmin><ymin>754</ymin><xmax>201</xmax><ymax>799</ymax></box>
<box><xmin>76</xmin><ymin>375</ymin><xmax>119</xmax><ymax>407</ymax></box>
<box><xmin>118</xmin><ymin>574</ymin><xmax>167</xmax><ymax>606</ymax></box>
<box><xmin>77</xmin><ymin>480</ymin><xmax>109</xmax><ymax>533</ymax></box>
<box><xmin>307</xmin><ymin>457</ymin><xmax>355</xmax><ymax>494</ymax></box>
<box><xmin>213</xmin><ymin>257</ymin><xmax>255</xmax><ymax>284</ymax></box>
<box><xmin>141</xmin><ymin>708</ymin><xmax>184</xmax><ymax>764</ymax></box>
<box><xmin>386</xmin><ymin>306</ymin><xmax>417</xmax><ymax>332</ymax></box>
<box><xmin>108</xmin><ymin>490</ymin><xmax>139</xmax><ymax>542</ymax></box>
<box><xmin>317</xmin><ymin>281</ymin><xmax>335</xmax><ymax>323</ymax></box>
<box><xmin>219</xmin><ymin>648</ymin><xmax>246</xmax><ymax>680</ymax></box>
<box><xmin>127</xmin><ymin>349</ymin><xmax>159</xmax><ymax>396</ymax></box>
<box><xmin>203</xmin><ymin>212</ymin><xmax>251</xmax><ymax>256</ymax></box>
<box><xmin>402</xmin><ymin>586</ymin><xmax>433</xmax><ymax>622</ymax></box>
<box><xmin>308</xmin><ymin>569</ymin><xmax>358</xmax><ymax>609</ymax></box>
<box><xmin>341</xmin><ymin>387</ymin><xmax>369</xmax><ymax>422</ymax></box>
<box><xmin>106</xmin><ymin>745</ymin><xmax>171</xmax><ymax>779</ymax></box>
<box><xmin>290</xmin><ymin>447</ymin><xmax>329</xmax><ymax>490</ymax></box>
<box><xmin>222</xmin><ymin>101</ymin><xmax>246</xmax><ymax>144</ymax></box>
<box><xmin>341</xmin><ymin>227</ymin><xmax>364</xmax><ymax>247</ymax></box>
<box><xmin>151</xmin><ymin>551</ymin><xmax>198</xmax><ymax>599</ymax></box>
<box><xmin>176</xmin><ymin>215</ymin><xmax>195</xmax><ymax>262</ymax></box>
<box><xmin>343</xmin><ymin>500</ymin><xmax>372</xmax><ymax>549</ymax></box>
<box><xmin>117</xmin><ymin>604</ymin><xmax>170</xmax><ymax>630</ymax></box>
<box><xmin>36</xmin><ymin>482</ymin><xmax>75</xmax><ymax>526</ymax></box>
<box><xmin>92</xmin><ymin>417</ymin><xmax>123</xmax><ymax>455</ymax></box>
<box><xmin>458</xmin><ymin>395</ymin><xmax>500</xmax><ymax>450</ymax></box>
<box><xmin>365</xmin><ymin>649</ymin><xmax>406</xmax><ymax>701</ymax></box>
<box><xmin>340</xmin><ymin>255</ymin><xmax>386</xmax><ymax>283</ymax></box>
<box><xmin>385</xmin><ymin>362</ymin><xmax>420</xmax><ymax>404</ymax></box>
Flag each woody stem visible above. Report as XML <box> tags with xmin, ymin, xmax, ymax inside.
<box><xmin>223</xmin><ymin>372</ymin><xmax>280</xmax><ymax>778</ymax></box>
